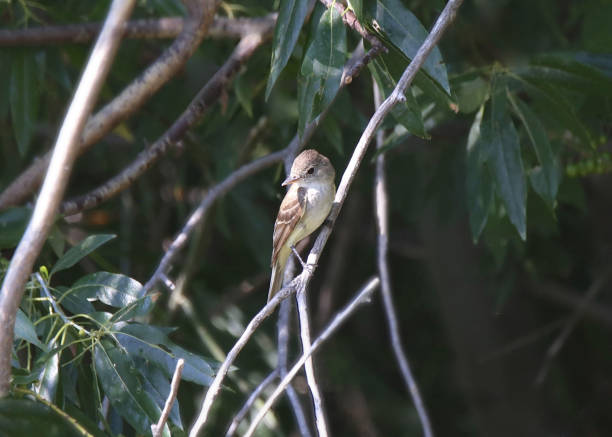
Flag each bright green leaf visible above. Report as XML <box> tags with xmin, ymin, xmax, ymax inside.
<box><xmin>94</xmin><ymin>339</ymin><xmax>167</xmax><ymax>436</ymax></box>
<box><xmin>265</xmin><ymin>0</ymin><xmax>310</xmax><ymax>99</ymax></box>
<box><xmin>10</xmin><ymin>52</ymin><xmax>39</xmax><ymax>156</ymax></box>
<box><xmin>50</xmin><ymin>234</ymin><xmax>116</xmax><ymax>276</ymax></box>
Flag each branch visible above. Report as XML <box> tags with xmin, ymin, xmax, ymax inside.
<box><xmin>151</xmin><ymin>358</ymin><xmax>184</xmax><ymax>437</ymax></box>
<box><xmin>373</xmin><ymin>82</ymin><xmax>433</xmax><ymax>437</ymax></box>
<box><xmin>0</xmin><ymin>0</ymin><xmax>137</xmax><ymax>397</ymax></box>
<box><xmin>187</xmin><ymin>277</ymin><xmax>302</xmax><ymax>437</ymax></box>
<box><xmin>60</xmin><ymin>22</ymin><xmax>275</xmax><ymax>216</ymax></box>
<box><xmin>296</xmin><ymin>289</ymin><xmax>329</xmax><ymax>437</ymax></box>
<box><xmin>243</xmin><ymin>277</ymin><xmax>380</xmax><ymax>437</ymax></box>
<box><xmin>224</xmin><ymin>369</ymin><xmax>279</xmax><ymax>437</ymax></box>
<box><xmin>0</xmin><ymin>15</ymin><xmax>275</xmax><ymax>46</ymax></box>
<box><xmin>535</xmin><ymin>271</ymin><xmax>611</xmax><ymax>385</ymax></box>
<box><xmin>0</xmin><ymin>0</ymin><xmax>221</xmax><ymax>210</ymax></box>
<box><xmin>318</xmin><ymin>0</ymin><xmax>383</xmax><ymax>48</ymax></box>
<box><xmin>294</xmin><ymin>0</ymin><xmax>464</xmax><ymax>320</ymax></box>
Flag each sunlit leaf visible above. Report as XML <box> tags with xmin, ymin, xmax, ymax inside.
<box><xmin>69</xmin><ymin>272</ymin><xmax>143</xmax><ymax>308</ymax></box>
<box><xmin>50</xmin><ymin>234</ymin><xmax>116</xmax><ymax>276</ymax></box>
<box><xmin>266</xmin><ymin>0</ymin><xmax>310</xmax><ymax>99</ymax></box>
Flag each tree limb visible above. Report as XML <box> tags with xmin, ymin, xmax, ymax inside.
<box><xmin>0</xmin><ymin>0</ymin><xmax>137</xmax><ymax>397</ymax></box>
<box><xmin>0</xmin><ymin>0</ymin><xmax>220</xmax><ymax>210</ymax></box>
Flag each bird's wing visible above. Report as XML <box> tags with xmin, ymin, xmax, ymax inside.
<box><xmin>271</xmin><ymin>186</ymin><xmax>306</xmax><ymax>267</ymax></box>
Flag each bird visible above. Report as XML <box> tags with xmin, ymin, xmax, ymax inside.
<box><xmin>268</xmin><ymin>149</ymin><xmax>336</xmax><ymax>302</ymax></box>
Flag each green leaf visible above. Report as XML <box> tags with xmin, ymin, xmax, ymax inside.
<box><xmin>486</xmin><ymin>85</ymin><xmax>527</xmax><ymax>240</ymax></box>
<box><xmin>53</xmin><ymin>286</ymin><xmax>96</xmax><ymax>316</ymax></box>
<box><xmin>109</xmin><ymin>295</ymin><xmax>154</xmax><ymax>322</ymax></box>
<box><xmin>265</xmin><ymin>0</ymin><xmax>310</xmax><ymax>99</ymax></box>
<box><xmin>94</xmin><ymin>339</ymin><xmax>168</xmax><ymax>436</ymax></box>
<box><xmin>364</xmin><ymin>0</ymin><xmax>450</xmax><ymax>94</ymax></box>
<box><xmin>114</xmin><ymin>322</ymin><xmax>215</xmax><ymax>387</ymax></box>
<box><xmin>50</xmin><ymin>234</ymin><xmax>116</xmax><ymax>276</ymax></box>
<box><xmin>453</xmin><ymin>73</ymin><xmax>489</xmax><ymax>114</ymax></box>
<box><xmin>10</xmin><ymin>52</ymin><xmax>39</xmax><ymax>156</ymax></box>
<box><xmin>507</xmin><ymin>92</ymin><xmax>561</xmax><ymax>207</ymax></box>
<box><xmin>0</xmin><ymin>207</ymin><xmax>32</xmax><ymax>249</ymax></box>
<box><xmin>34</xmin><ymin>340</ymin><xmax>59</xmax><ymax>403</ymax></box>
<box><xmin>69</xmin><ymin>272</ymin><xmax>143</xmax><ymax>308</ymax></box>
<box><xmin>0</xmin><ymin>398</ymin><xmax>86</xmax><ymax>437</ymax></box>
<box><xmin>234</xmin><ymin>72</ymin><xmax>253</xmax><ymax>118</ymax></box>
<box><xmin>298</xmin><ymin>4</ymin><xmax>347</xmax><ymax>135</ymax></box>
<box><xmin>0</xmin><ymin>53</ymin><xmax>11</xmax><ymax>119</ymax></box>
<box><xmin>370</xmin><ymin>59</ymin><xmax>427</xmax><ymax>138</ymax></box>
<box><xmin>136</xmin><ymin>358</ymin><xmax>183</xmax><ymax>429</ymax></box>
<box><xmin>15</xmin><ymin>309</ymin><xmax>46</xmax><ymax>351</ymax></box>
<box><xmin>466</xmin><ymin>105</ymin><xmax>494</xmax><ymax>242</ymax></box>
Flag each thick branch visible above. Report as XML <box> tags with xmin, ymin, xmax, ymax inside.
<box><xmin>0</xmin><ymin>0</ymin><xmax>136</xmax><ymax>397</ymax></box>
<box><xmin>0</xmin><ymin>0</ymin><xmax>221</xmax><ymax>210</ymax></box>
<box><xmin>0</xmin><ymin>15</ymin><xmax>273</xmax><ymax>46</ymax></box>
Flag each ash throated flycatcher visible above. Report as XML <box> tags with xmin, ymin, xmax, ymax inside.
<box><xmin>268</xmin><ymin>149</ymin><xmax>336</xmax><ymax>301</ymax></box>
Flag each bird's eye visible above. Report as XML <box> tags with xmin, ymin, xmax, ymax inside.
<box><xmin>307</xmin><ymin>167</ymin><xmax>315</xmax><ymax>175</ymax></box>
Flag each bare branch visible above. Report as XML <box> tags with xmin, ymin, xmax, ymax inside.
<box><xmin>225</xmin><ymin>369</ymin><xmax>280</xmax><ymax>437</ymax></box>
<box><xmin>0</xmin><ymin>15</ymin><xmax>275</xmax><ymax>46</ymax></box>
<box><xmin>373</xmin><ymin>83</ymin><xmax>433</xmax><ymax>437</ymax></box>
<box><xmin>535</xmin><ymin>271</ymin><xmax>611</xmax><ymax>385</ymax></box>
<box><xmin>0</xmin><ymin>0</ymin><xmax>221</xmax><ymax>210</ymax></box>
<box><xmin>188</xmin><ymin>277</ymin><xmax>302</xmax><ymax>437</ymax></box>
<box><xmin>296</xmin><ymin>289</ymin><xmax>329</xmax><ymax>437</ymax></box>
<box><xmin>60</xmin><ymin>24</ymin><xmax>274</xmax><ymax>216</ymax></box>
<box><xmin>0</xmin><ymin>0</ymin><xmax>137</xmax><ymax>397</ymax></box>
<box><xmin>151</xmin><ymin>358</ymin><xmax>185</xmax><ymax>437</ymax></box>
<box><xmin>243</xmin><ymin>277</ymin><xmax>380</xmax><ymax>437</ymax></box>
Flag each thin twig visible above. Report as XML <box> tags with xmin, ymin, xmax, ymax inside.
<box><xmin>188</xmin><ymin>277</ymin><xmax>301</xmax><ymax>437</ymax></box>
<box><xmin>243</xmin><ymin>277</ymin><xmax>380</xmax><ymax>437</ymax></box>
<box><xmin>535</xmin><ymin>271</ymin><xmax>611</xmax><ymax>385</ymax></box>
<box><xmin>225</xmin><ymin>369</ymin><xmax>280</xmax><ymax>437</ymax></box>
<box><xmin>34</xmin><ymin>273</ymin><xmax>90</xmax><ymax>337</ymax></box>
<box><xmin>151</xmin><ymin>358</ymin><xmax>185</xmax><ymax>437</ymax></box>
<box><xmin>60</xmin><ymin>24</ymin><xmax>274</xmax><ymax>216</ymax></box>
<box><xmin>143</xmin><ymin>150</ymin><xmax>284</xmax><ymax>293</ymax></box>
<box><xmin>296</xmin><ymin>289</ymin><xmax>329</xmax><ymax>437</ymax></box>
<box><xmin>278</xmin><ymin>261</ymin><xmax>314</xmax><ymax>437</ymax></box>
<box><xmin>0</xmin><ymin>0</ymin><xmax>221</xmax><ymax>210</ymax></box>
<box><xmin>373</xmin><ymin>83</ymin><xmax>433</xmax><ymax>437</ymax></box>
<box><xmin>0</xmin><ymin>15</ymin><xmax>275</xmax><ymax>46</ymax></box>
<box><xmin>0</xmin><ymin>0</ymin><xmax>136</xmax><ymax>397</ymax></box>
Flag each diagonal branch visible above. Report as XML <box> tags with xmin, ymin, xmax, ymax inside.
<box><xmin>0</xmin><ymin>0</ymin><xmax>137</xmax><ymax>397</ymax></box>
<box><xmin>243</xmin><ymin>277</ymin><xmax>380</xmax><ymax>437</ymax></box>
<box><xmin>60</xmin><ymin>22</ymin><xmax>275</xmax><ymax>216</ymax></box>
<box><xmin>0</xmin><ymin>0</ymin><xmax>220</xmax><ymax>210</ymax></box>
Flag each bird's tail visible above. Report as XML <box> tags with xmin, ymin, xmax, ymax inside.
<box><xmin>268</xmin><ymin>248</ymin><xmax>290</xmax><ymax>302</ymax></box>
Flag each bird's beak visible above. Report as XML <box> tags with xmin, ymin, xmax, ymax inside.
<box><xmin>281</xmin><ymin>175</ymin><xmax>301</xmax><ymax>186</ymax></box>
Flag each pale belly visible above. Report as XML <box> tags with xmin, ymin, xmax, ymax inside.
<box><xmin>286</xmin><ymin>182</ymin><xmax>335</xmax><ymax>247</ymax></box>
